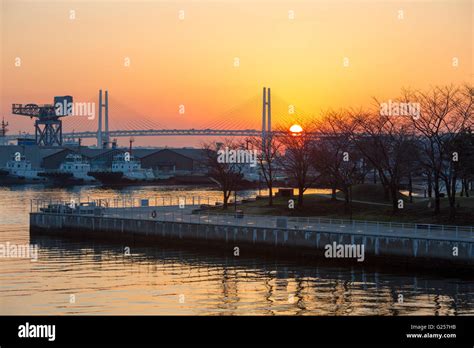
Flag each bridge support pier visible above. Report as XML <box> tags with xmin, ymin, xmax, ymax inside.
<box><xmin>262</xmin><ymin>87</ymin><xmax>271</xmax><ymax>152</ymax></box>
<box><xmin>97</xmin><ymin>90</ymin><xmax>109</xmax><ymax>148</ymax></box>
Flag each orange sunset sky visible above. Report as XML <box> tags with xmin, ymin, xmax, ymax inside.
<box><xmin>0</xmin><ymin>0</ymin><xmax>472</xmax><ymax>147</ymax></box>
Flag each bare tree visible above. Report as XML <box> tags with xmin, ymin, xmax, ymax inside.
<box><xmin>403</xmin><ymin>143</ymin><xmax>421</xmax><ymax>203</ymax></box>
<box><xmin>312</xmin><ymin>110</ymin><xmax>364</xmax><ymax>209</ymax></box>
<box><xmin>457</xmin><ymin>128</ymin><xmax>474</xmax><ymax>197</ymax></box>
<box><xmin>202</xmin><ymin>139</ymin><xmax>245</xmax><ymax>209</ymax></box>
<box><xmin>349</xmin><ymin>108</ymin><xmax>415</xmax><ymax>213</ymax></box>
<box><xmin>277</xmin><ymin>123</ymin><xmax>319</xmax><ymax>208</ymax></box>
<box><xmin>248</xmin><ymin>133</ymin><xmax>282</xmax><ymax>206</ymax></box>
<box><xmin>405</xmin><ymin>85</ymin><xmax>474</xmax><ymax>219</ymax></box>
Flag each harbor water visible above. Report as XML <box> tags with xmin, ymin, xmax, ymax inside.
<box><xmin>0</xmin><ymin>185</ymin><xmax>473</xmax><ymax>315</ymax></box>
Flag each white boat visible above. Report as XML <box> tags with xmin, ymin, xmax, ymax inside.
<box><xmin>5</xmin><ymin>154</ymin><xmax>44</xmax><ymax>179</ymax></box>
<box><xmin>88</xmin><ymin>153</ymin><xmax>155</xmax><ymax>185</ymax></box>
<box><xmin>111</xmin><ymin>153</ymin><xmax>155</xmax><ymax>180</ymax></box>
<box><xmin>1</xmin><ymin>154</ymin><xmax>47</xmax><ymax>184</ymax></box>
<box><xmin>59</xmin><ymin>154</ymin><xmax>95</xmax><ymax>182</ymax></box>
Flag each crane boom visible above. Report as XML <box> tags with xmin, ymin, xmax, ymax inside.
<box><xmin>11</xmin><ymin>96</ymin><xmax>73</xmax><ymax>146</ymax></box>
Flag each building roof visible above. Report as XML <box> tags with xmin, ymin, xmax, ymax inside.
<box><xmin>0</xmin><ymin>145</ymin><xmax>64</xmax><ymax>168</ymax></box>
<box><xmin>140</xmin><ymin>148</ymin><xmax>208</xmax><ymax>162</ymax></box>
<box><xmin>129</xmin><ymin>148</ymin><xmax>162</xmax><ymax>158</ymax></box>
<box><xmin>0</xmin><ymin>145</ymin><xmax>211</xmax><ymax>169</ymax></box>
<box><xmin>64</xmin><ymin>147</ymin><xmax>112</xmax><ymax>159</ymax></box>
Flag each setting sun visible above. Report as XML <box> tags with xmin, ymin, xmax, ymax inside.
<box><xmin>289</xmin><ymin>124</ymin><xmax>303</xmax><ymax>135</ymax></box>
<box><xmin>0</xmin><ymin>0</ymin><xmax>472</xmax><ymax>341</ymax></box>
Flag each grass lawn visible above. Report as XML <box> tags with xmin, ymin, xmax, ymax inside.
<box><xmin>335</xmin><ymin>183</ymin><xmax>408</xmax><ymax>204</ymax></box>
<box><xmin>211</xmin><ymin>184</ymin><xmax>474</xmax><ymax>226</ymax></box>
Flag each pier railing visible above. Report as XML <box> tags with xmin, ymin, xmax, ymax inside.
<box><xmin>30</xmin><ymin>196</ymin><xmax>223</xmax><ymax>212</ymax></box>
<box><xmin>30</xmin><ymin>197</ymin><xmax>474</xmax><ymax>242</ymax></box>
<box><xmin>138</xmin><ymin>210</ymin><xmax>474</xmax><ymax>241</ymax></box>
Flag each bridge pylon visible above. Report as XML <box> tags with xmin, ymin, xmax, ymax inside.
<box><xmin>262</xmin><ymin>87</ymin><xmax>271</xmax><ymax>151</ymax></box>
<box><xmin>98</xmin><ymin>90</ymin><xmax>109</xmax><ymax>148</ymax></box>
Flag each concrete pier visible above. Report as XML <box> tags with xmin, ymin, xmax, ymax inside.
<box><xmin>29</xmin><ymin>207</ymin><xmax>474</xmax><ymax>268</ymax></box>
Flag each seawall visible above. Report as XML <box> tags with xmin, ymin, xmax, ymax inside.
<box><xmin>29</xmin><ymin>212</ymin><xmax>474</xmax><ymax>269</ymax></box>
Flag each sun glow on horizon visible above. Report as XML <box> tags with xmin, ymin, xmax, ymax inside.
<box><xmin>1</xmin><ymin>0</ymin><xmax>471</xmax><ymax>147</ymax></box>
<box><xmin>289</xmin><ymin>124</ymin><xmax>303</xmax><ymax>135</ymax></box>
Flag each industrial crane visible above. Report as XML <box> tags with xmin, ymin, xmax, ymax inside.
<box><xmin>12</xmin><ymin>96</ymin><xmax>73</xmax><ymax>146</ymax></box>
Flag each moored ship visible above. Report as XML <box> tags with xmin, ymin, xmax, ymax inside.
<box><xmin>39</xmin><ymin>154</ymin><xmax>96</xmax><ymax>185</ymax></box>
<box><xmin>88</xmin><ymin>153</ymin><xmax>157</xmax><ymax>186</ymax></box>
<box><xmin>0</xmin><ymin>154</ymin><xmax>47</xmax><ymax>185</ymax></box>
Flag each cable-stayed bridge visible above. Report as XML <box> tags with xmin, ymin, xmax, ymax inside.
<box><xmin>6</xmin><ymin>88</ymin><xmax>314</xmax><ymax>146</ymax></box>
<box><xmin>63</xmin><ymin>129</ymin><xmax>262</xmax><ymax>140</ymax></box>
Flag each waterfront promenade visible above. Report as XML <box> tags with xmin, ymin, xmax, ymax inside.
<box><xmin>29</xmin><ymin>197</ymin><xmax>474</xmax><ymax>267</ymax></box>
<box><xmin>101</xmin><ymin>205</ymin><xmax>474</xmax><ymax>243</ymax></box>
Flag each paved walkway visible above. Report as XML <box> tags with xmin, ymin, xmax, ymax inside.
<box><xmin>102</xmin><ymin>206</ymin><xmax>474</xmax><ymax>243</ymax></box>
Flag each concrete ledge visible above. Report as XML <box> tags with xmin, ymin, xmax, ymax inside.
<box><xmin>30</xmin><ymin>213</ymin><xmax>474</xmax><ymax>268</ymax></box>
